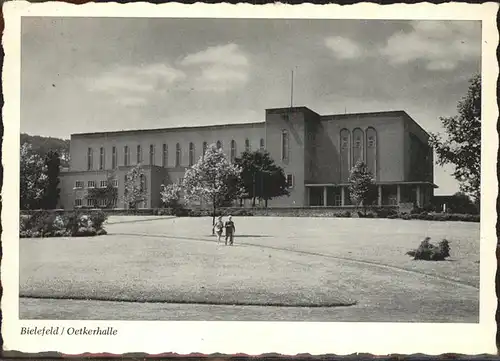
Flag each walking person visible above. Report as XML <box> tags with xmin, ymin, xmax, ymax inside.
<box><xmin>214</xmin><ymin>216</ymin><xmax>224</xmax><ymax>244</ymax></box>
<box><xmin>224</xmin><ymin>215</ymin><xmax>236</xmax><ymax>246</ymax></box>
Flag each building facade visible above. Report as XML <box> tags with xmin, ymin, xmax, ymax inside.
<box><xmin>58</xmin><ymin>106</ymin><xmax>436</xmax><ymax>209</ymax></box>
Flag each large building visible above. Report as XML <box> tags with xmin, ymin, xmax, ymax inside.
<box><xmin>58</xmin><ymin>106</ymin><xmax>437</xmax><ymax>209</ymax></box>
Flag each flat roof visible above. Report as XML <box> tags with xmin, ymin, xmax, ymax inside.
<box><xmin>72</xmin><ymin>121</ymin><xmax>265</xmax><ymax>138</ymax></box>
<box><xmin>321</xmin><ymin>110</ymin><xmax>408</xmax><ymax>119</ymax></box>
<box><xmin>71</xmin><ymin>107</ymin><xmax>429</xmax><ymax>139</ymax></box>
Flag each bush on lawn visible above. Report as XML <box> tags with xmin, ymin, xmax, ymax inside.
<box><xmin>20</xmin><ymin>210</ymin><xmax>108</xmax><ymax>238</ymax></box>
<box><xmin>406</xmin><ymin>237</ymin><xmax>451</xmax><ymax>261</ymax></box>
<box><xmin>375</xmin><ymin>208</ymin><xmax>398</xmax><ymax>218</ymax></box>
<box><xmin>333</xmin><ymin>211</ymin><xmax>351</xmax><ymax>218</ymax></box>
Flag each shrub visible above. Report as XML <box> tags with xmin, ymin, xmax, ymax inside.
<box><xmin>20</xmin><ymin>210</ymin><xmax>108</xmax><ymax>238</ymax></box>
<box><xmin>88</xmin><ymin>210</ymin><xmax>108</xmax><ymax>230</ymax></box>
<box><xmin>401</xmin><ymin>213</ymin><xmax>412</xmax><ymax>220</ymax></box>
<box><xmin>406</xmin><ymin>237</ymin><xmax>451</xmax><ymax>261</ymax></box>
<box><xmin>375</xmin><ymin>208</ymin><xmax>397</xmax><ymax>218</ymax></box>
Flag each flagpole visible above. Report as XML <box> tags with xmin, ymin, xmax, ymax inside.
<box><xmin>290</xmin><ymin>69</ymin><xmax>294</xmax><ymax>108</ymax></box>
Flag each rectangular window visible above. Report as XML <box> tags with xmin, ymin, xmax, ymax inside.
<box><xmin>202</xmin><ymin>142</ymin><xmax>207</xmax><ymax>157</ymax></box>
<box><xmin>75</xmin><ymin>180</ymin><xmax>84</xmax><ymax>189</ymax></box>
<box><xmin>112</xmin><ymin>146</ymin><xmax>117</xmax><ymax>169</ymax></box>
<box><xmin>99</xmin><ymin>147</ymin><xmax>105</xmax><ymax>170</ymax></box>
<box><xmin>175</xmin><ymin>143</ymin><xmax>181</xmax><ymax>167</ymax></box>
<box><xmin>87</xmin><ymin>180</ymin><xmax>96</xmax><ymax>188</ymax></box>
<box><xmin>87</xmin><ymin>147</ymin><xmax>93</xmax><ymax>170</ymax></box>
<box><xmin>260</xmin><ymin>138</ymin><xmax>265</xmax><ymax>151</ymax></box>
<box><xmin>86</xmin><ymin>198</ymin><xmax>96</xmax><ymax>207</ymax></box>
<box><xmin>282</xmin><ymin>130</ymin><xmax>289</xmax><ymax>162</ymax></box>
<box><xmin>189</xmin><ymin>143</ymin><xmax>195</xmax><ymax>166</ymax></box>
<box><xmin>112</xmin><ymin>179</ymin><xmax>118</xmax><ymax>188</ymax></box>
<box><xmin>98</xmin><ymin>198</ymin><xmax>107</xmax><ymax>207</ymax></box>
<box><xmin>137</xmin><ymin>145</ymin><xmax>142</xmax><ymax>164</ymax></box>
<box><xmin>124</xmin><ymin>146</ymin><xmax>130</xmax><ymax>166</ymax></box>
<box><xmin>74</xmin><ymin>198</ymin><xmax>82</xmax><ymax>207</ymax></box>
<box><xmin>334</xmin><ymin>194</ymin><xmax>342</xmax><ymax>206</ymax></box>
<box><xmin>162</xmin><ymin>144</ymin><xmax>168</xmax><ymax>167</ymax></box>
<box><xmin>149</xmin><ymin>144</ymin><xmax>155</xmax><ymax>165</ymax></box>
<box><xmin>286</xmin><ymin>174</ymin><xmax>294</xmax><ymax>188</ymax></box>
<box><xmin>100</xmin><ymin>180</ymin><xmax>107</xmax><ymax>188</ymax></box>
<box><xmin>178</xmin><ymin>177</ymin><xmax>184</xmax><ymax>185</ymax></box>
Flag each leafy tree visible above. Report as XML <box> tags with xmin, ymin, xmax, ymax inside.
<box><xmin>20</xmin><ymin>143</ymin><xmax>48</xmax><ymax>210</ymax></box>
<box><xmin>183</xmin><ymin>144</ymin><xmax>242</xmax><ymax>232</ymax></box>
<box><xmin>160</xmin><ymin>183</ymin><xmax>183</xmax><ymax>208</ymax></box>
<box><xmin>86</xmin><ymin>174</ymin><xmax>118</xmax><ymax>208</ymax></box>
<box><xmin>20</xmin><ymin>133</ymin><xmax>70</xmax><ymax>167</ymax></box>
<box><xmin>348</xmin><ymin>160</ymin><xmax>377</xmax><ymax>214</ymax></box>
<box><xmin>446</xmin><ymin>192</ymin><xmax>479</xmax><ymax>214</ymax></box>
<box><xmin>234</xmin><ymin>150</ymin><xmax>289</xmax><ymax>207</ymax></box>
<box><xmin>430</xmin><ymin>74</ymin><xmax>481</xmax><ymax>202</ymax></box>
<box><xmin>122</xmin><ymin>164</ymin><xmax>148</xmax><ymax>209</ymax></box>
<box><xmin>41</xmin><ymin>150</ymin><xmax>61</xmax><ymax>209</ymax></box>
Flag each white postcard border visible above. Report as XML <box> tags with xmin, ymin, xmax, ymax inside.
<box><xmin>2</xmin><ymin>1</ymin><xmax>498</xmax><ymax>355</ymax></box>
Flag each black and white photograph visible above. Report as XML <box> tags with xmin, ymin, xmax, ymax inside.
<box><xmin>2</xmin><ymin>1</ymin><xmax>497</xmax><ymax>355</ymax></box>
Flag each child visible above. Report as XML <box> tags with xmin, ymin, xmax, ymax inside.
<box><xmin>224</xmin><ymin>215</ymin><xmax>236</xmax><ymax>246</ymax></box>
<box><xmin>214</xmin><ymin>216</ymin><xmax>224</xmax><ymax>244</ymax></box>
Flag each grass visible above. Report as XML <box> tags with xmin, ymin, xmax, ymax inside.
<box><xmin>20</xmin><ymin>216</ymin><xmax>480</xmax><ymax>321</ymax></box>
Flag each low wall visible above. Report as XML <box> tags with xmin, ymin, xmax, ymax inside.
<box><xmin>21</xmin><ymin>206</ymin><xmax>398</xmax><ymax>217</ymax></box>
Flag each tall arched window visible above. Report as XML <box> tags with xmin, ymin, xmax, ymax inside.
<box><xmin>230</xmin><ymin>140</ymin><xmax>237</xmax><ymax>162</ymax></box>
<box><xmin>175</xmin><ymin>143</ymin><xmax>181</xmax><ymax>167</ymax></box>
<box><xmin>352</xmin><ymin>128</ymin><xmax>364</xmax><ymax>165</ymax></box>
<box><xmin>281</xmin><ymin>130</ymin><xmax>289</xmax><ymax>162</ymax></box>
<box><xmin>259</xmin><ymin>138</ymin><xmax>265</xmax><ymax>151</ymax></box>
<box><xmin>124</xmin><ymin>145</ymin><xmax>130</xmax><ymax>166</ymax></box>
<box><xmin>339</xmin><ymin>129</ymin><xmax>350</xmax><ymax>182</ymax></box>
<box><xmin>99</xmin><ymin>147</ymin><xmax>105</xmax><ymax>170</ymax></box>
<box><xmin>245</xmin><ymin>138</ymin><xmax>251</xmax><ymax>152</ymax></box>
<box><xmin>112</xmin><ymin>146</ymin><xmax>117</xmax><ymax>169</ymax></box>
<box><xmin>137</xmin><ymin>145</ymin><xmax>142</xmax><ymax>164</ymax></box>
<box><xmin>202</xmin><ymin>141</ymin><xmax>208</xmax><ymax>158</ymax></box>
<box><xmin>140</xmin><ymin>174</ymin><xmax>147</xmax><ymax>192</ymax></box>
<box><xmin>216</xmin><ymin>140</ymin><xmax>222</xmax><ymax>149</ymax></box>
<box><xmin>87</xmin><ymin>147</ymin><xmax>93</xmax><ymax>170</ymax></box>
<box><xmin>162</xmin><ymin>144</ymin><xmax>168</xmax><ymax>167</ymax></box>
<box><xmin>366</xmin><ymin>127</ymin><xmax>377</xmax><ymax>178</ymax></box>
<box><xmin>149</xmin><ymin>144</ymin><xmax>155</xmax><ymax>165</ymax></box>
<box><xmin>189</xmin><ymin>142</ymin><xmax>195</xmax><ymax>166</ymax></box>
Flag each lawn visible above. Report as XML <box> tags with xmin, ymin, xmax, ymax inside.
<box><xmin>20</xmin><ymin>216</ymin><xmax>480</xmax><ymax>322</ymax></box>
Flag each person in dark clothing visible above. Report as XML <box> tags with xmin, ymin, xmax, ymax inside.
<box><xmin>224</xmin><ymin>215</ymin><xmax>236</xmax><ymax>246</ymax></box>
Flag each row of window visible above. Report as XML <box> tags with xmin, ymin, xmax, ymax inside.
<box><xmin>74</xmin><ymin>198</ymin><xmax>117</xmax><ymax>207</ymax></box>
<box><xmin>340</xmin><ymin>127</ymin><xmax>377</xmax><ymax>151</ymax></box>
<box><xmin>87</xmin><ymin>138</ymin><xmax>266</xmax><ymax>171</ymax></box>
<box><xmin>74</xmin><ymin>180</ymin><xmax>118</xmax><ymax>189</ymax></box>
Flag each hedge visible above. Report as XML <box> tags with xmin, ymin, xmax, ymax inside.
<box><xmin>21</xmin><ymin>207</ymin><xmax>480</xmax><ymax>223</ymax></box>
<box><xmin>20</xmin><ymin>210</ymin><xmax>108</xmax><ymax>238</ymax></box>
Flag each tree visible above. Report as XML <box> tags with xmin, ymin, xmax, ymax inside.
<box><xmin>234</xmin><ymin>150</ymin><xmax>289</xmax><ymax>207</ymax></box>
<box><xmin>20</xmin><ymin>133</ymin><xmax>70</xmax><ymax>167</ymax></box>
<box><xmin>348</xmin><ymin>160</ymin><xmax>377</xmax><ymax>215</ymax></box>
<box><xmin>41</xmin><ymin>150</ymin><xmax>61</xmax><ymax>209</ymax></box>
<box><xmin>430</xmin><ymin>74</ymin><xmax>481</xmax><ymax>202</ymax></box>
<box><xmin>446</xmin><ymin>192</ymin><xmax>479</xmax><ymax>214</ymax></box>
<box><xmin>122</xmin><ymin>164</ymin><xmax>148</xmax><ymax>209</ymax></box>
<box><xmin>20</xmin><ymin>143</ymin><xmax>48</xmax><ymax>210</ymax></box>
<box><xmin>160</xmin><ymin>183</ymin><xmax>183</xmax><ymax>209</ymax></box>
<box><xmin>86</xmin><ymin>174</ymin><xmax>118</xmax><ymax>208</ymax></box>
<box><xmin>183</xmin><ymin>144</ymin><xmax>242</xmax><ymax>233</ymax></box>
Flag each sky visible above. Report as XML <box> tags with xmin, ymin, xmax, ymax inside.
<box><xmin>20</xmin><ymin>17</ymin><xmax>481</xmax><ymax>195</ymax></box>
